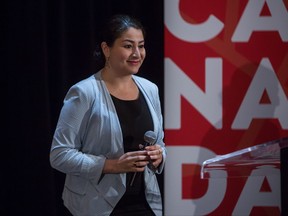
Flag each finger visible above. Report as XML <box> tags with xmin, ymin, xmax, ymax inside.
<box><xmin>129</xmin><ymin>150</ymin><xmax>148</xmax><ymax>156</ymax></box>
<box><xmin>154</xmin><ymin>148</ymin><xmax>163</xmax><ymax>160</ymax></box>
<box><xmin>135</xmin><ymin>160</ymin><xmax>149</xmax><ymax>168</ymax></box>
<box><xmin>132</xmin><ymin>163</ymin><xmax>147</xmax><ymax>172</ymax></box>
<box><xmin>124</xmin><ymin>151</ymin><xmax>148</xmax><ymax>161</ymax></box>
<box><xmin>145</xmin><ymin>144</ymin><xmax>162</xmax><ymax>152</ymax></box>
<box><xmin>154</xmin><ymin>148</ymin><xmax>162</xmax><ymax>156</ymax></box>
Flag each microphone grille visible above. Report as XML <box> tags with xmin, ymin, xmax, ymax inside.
<box><xmin>144</xmin><ymin>130</ymin><xmax>157</xmax><ymax>145</ymax></box>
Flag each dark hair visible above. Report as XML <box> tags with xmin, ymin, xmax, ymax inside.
<box><xmin>101</xmin><ymin>14</ymin><xmax>146</xmax><ymax>47</ymax></box>
<box><xmin>93</xmin><ymin>14</ymin><xmax>146</xmax><ymax>67</ymax></box>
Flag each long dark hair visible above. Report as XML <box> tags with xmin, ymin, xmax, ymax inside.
<box><xmin>93</xmin><ymin>14</ymin><xmax>146</xmax><ymax>68</ymax></box>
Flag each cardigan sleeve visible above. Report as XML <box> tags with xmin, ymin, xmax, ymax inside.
<box><xmin>153</xmin><ymin>84</ymin><xmax>167</xmax><ymax>174</ymax></box>
<box><xmin>133</xmin><ymin>75</ymin><xmax>167</xmax><ymax>174</ymax></box>
<box><xmin>50</xmin><ymin>82</ymin><xmax>105</xmax><ymax>182</ymax></box>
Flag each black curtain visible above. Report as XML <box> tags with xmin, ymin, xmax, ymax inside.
<box><xmin>3</xmin><ymin>1</ymin><xmax>164</xmax><ymax>215</ymax></box>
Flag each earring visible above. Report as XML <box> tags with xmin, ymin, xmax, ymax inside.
<box><xmin>105</xmin><ymin>57</ymin><xmax>110</xmax><ymax>68</ymax></box>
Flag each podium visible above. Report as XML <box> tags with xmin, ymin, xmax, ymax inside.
<box><xmin>201</xmin><ymin>137</ymin><xmax>288</xmax><ymax>215</ymax></box>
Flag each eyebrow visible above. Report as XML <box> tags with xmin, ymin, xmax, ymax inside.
<box><xmin>122</xmin><ymin>39</ymin><xmax>145</xmax><ymax>43</ymax></box>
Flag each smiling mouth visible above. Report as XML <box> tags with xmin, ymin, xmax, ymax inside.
<box><xmin>128</xmin><ymin>60</ymin><xmax>141</xmax><ymax>64</ymax></box>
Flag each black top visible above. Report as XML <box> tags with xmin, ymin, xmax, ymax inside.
<box><xmin>110</xmin><ymin>90</ymin><xmax>155</xmax><ymax>216</ymax></box>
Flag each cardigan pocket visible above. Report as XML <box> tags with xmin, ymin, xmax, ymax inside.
<box><xmin>90</xmin><ymin>173</ymin><xmax>126</xmax><ymax>207</ymax></box>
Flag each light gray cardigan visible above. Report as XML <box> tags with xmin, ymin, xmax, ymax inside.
<box><xmin>50</xmin><ymin>71</ymin><xmax>166</xmax><ymax>216</ymax></box>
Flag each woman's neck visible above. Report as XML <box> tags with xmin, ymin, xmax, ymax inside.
<box><xmin>101</xmin><ymin>68</ymin><xmax>139</xmax><ymax>100</ymax></box>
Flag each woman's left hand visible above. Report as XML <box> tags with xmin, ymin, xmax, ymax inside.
<box><xmin>145</xmin><ymin>144</ymin><xmax>163</xmax><ymax>169</ymax></box>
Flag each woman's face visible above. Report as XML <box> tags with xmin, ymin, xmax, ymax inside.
<box><xmin>104</xmin><ymin>27</ymin><xmax>146</xmax><ymax>75</ymax></box>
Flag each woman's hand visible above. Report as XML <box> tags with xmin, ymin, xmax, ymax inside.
<box><xmin>145</xmin><ymin>144</ymin><xmax>163</xmax><ymax>170</ymax></box>
<box><xmin>103</xmin><ymin>150</ymin><xmax>150</xmax><ymax>174</ymax></box>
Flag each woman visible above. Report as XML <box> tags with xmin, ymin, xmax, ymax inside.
<box><xmin>50</xmin><ymin>14</ymin><xmax>166</xmax><ymax>216</ymax></box>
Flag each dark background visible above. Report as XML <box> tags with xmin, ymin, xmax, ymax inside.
<box><xmin>3</xmin><ymin>0</ymin><xmax>164</xmax><ymax>215</ymax></box>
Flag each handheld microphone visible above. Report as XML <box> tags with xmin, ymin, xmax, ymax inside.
<box><xmin>141</xmin><ymin>130</ymin><xmax>157</xmax><ymax>149</ymax></box>
<box><xmin>130</xmin><ymin>131</ymin><xmax>157</xmax><ymax>186</ymax></box>
<box><xmin>144</xmin><ymin>131</ymin><xmax>157</xmax><ymax>172</ymax></box>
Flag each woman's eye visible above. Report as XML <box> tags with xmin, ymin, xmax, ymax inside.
<box><xmin>139</xmin><ymin>45</ymin><xmax>145</xmax><ymax>49</ymax></box>
<box><xmin>124</xmin><ymin>45</ymin><xmax>132</xmax><ymax>49</ymax></box>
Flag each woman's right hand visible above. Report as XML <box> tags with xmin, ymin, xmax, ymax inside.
<box><xmin>103</xmin><ymin>150</ymin><xmax>150</xmax><ymax>174</ymax></box>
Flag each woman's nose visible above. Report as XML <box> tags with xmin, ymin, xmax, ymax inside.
<box><xmin>132</xmin><ymin>47</ymin><xmax>140</xmax><ymax>57</ymax></box>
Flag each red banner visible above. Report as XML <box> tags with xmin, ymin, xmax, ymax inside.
<box><xmin>164</xmin><ymin>0</ymin><xmax>288</xmax><ymax>215</ymax></box>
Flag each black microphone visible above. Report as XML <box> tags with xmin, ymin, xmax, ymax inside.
<box><xmin>144</xmin><ymin>131</ymin><xmax>157</xmax><ymax>172</ymax></box>
<box><xmin>130</xmin><ymin>131</ymin><xmax>157</xmax><ymax>186</ymax></box>
<box><xmin>141</xmin><ymin>130</ymin><xmax>157</xmax><ymax>149</ymax></box>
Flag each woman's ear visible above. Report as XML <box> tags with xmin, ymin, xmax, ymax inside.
<box><xmin>101</xmin><ymin>42</ymin><xmax>110</xmax><ymax>58</ymax></box>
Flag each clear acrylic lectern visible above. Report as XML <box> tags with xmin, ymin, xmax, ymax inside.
<box><xmin>201</xmin><ymin>137</ymin><xmax>288</xmax><ymax>215</ymax></box>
